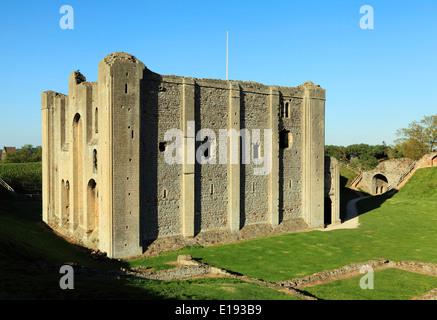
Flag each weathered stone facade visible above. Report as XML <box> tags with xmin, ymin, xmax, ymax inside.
<box><xmin>42</xmin><ymin>52</ymin><xmax>339</xmax><ymax>258</ymax></box>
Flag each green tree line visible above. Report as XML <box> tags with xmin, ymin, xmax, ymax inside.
<box><xmin>325</xmin><ymin>143</ymin><xmax>402</xmax><ymax>171</ymax></box>
<box><xmin>327</xmin><ymin>114</ymin><xmax>437</xmax><ymax>171</ymax></box>
<box><xmin>1</xmin><ymin>144</ymin><xmax>42</xmax><ymax>163</ymax></box>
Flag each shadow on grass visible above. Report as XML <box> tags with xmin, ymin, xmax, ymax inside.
<box><xmin>339</xmin><ymin>175</ymin><xmax>368</xmax><ymax>221</ymax></box>
<box><xmin>356</xmin><ymin>190</ymin><xmax>398</xmax><ymax>216</ymax></box>
<box><xmin>0</xmin><ymin>198</ymin><xmax>182</xmax><ymax>300</ymax></box>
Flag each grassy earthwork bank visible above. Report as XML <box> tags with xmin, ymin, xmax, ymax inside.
<box><xmin>129</xmin><ymin>167</ymin><xmax>437</xmax><ymax>299</ymax></box>
<box><xmin>0</xmin><ymin>164</ymin><xmax>436</xmax><ymax>300</ymax></box>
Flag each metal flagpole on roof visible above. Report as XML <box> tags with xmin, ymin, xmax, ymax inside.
<box><xmin>226</xmin><ymin>29</ymin><xmax>229</xmax><ymax>80</ymax></box>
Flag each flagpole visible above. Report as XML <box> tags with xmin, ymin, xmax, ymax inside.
<box><xmin>226</xmin><ymin>29</ymin><xmax>229</xmax><ymax>80</ymax></box>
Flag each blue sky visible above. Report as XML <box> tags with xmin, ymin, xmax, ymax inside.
<box><xmin>0</xmin><ymin>0</ymin><xmax>436</xmax><ymax>149</ymax></box>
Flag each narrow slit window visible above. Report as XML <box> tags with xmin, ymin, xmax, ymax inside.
<box><xmin>285</xmin><ymin>102</ymin><xmax>289</xmax><ymax>118</ymax></box>
<box><xmin>125</xmin><ymin>83</ymin><xmax>128</xmax><ymax>94</ymax></box>
<box><xmin>253</xmin><ymin>143</ymin><xmax>260</xmax><ymax>159</ymax></box>
<box><xmin>163</xmin><ymin>189</ymin><xmax>167</xmax><ymax>199</ymax></box>
<box><xmin>93</xmin><ymin>149</ymin><xmax>97</xmax><ymax>172</ymax></box>
<box><xmin>95</xmin><ymin>108</ymin><xmax>98</xmax><ymax>133</ymax></box>
<box><xmin>210</xmin><ymin>184</ymin><xmax>214</xmax><ymax>195</ymax></box>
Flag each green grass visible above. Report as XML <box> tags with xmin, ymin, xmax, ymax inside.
<box><xmin>131</xmin><ymin>167</ymin><xmax>437</xmax><ymax>284</ymax></box>
<box><xmin>0</xmin><ymin>199</ymin><xmax>297</xmax><ymax>300</ymax></box>
<box><xmin>126</xmin><ymin>277</ymin><xmax>301</xmax><ymax>300</ymax></box>
<box><xmin>1</xmin><ymin>167</ymin><xmax>437</xmax><ymax>300</ymax></box>
<box><xmin>0</xmin><ymin>162</ymin><xmax>42</xmax><ymax>184</ymax></box>
<box><xmin>304</xmin><ymin>268</ymin><xmax>437</xmax><ymax>300</ymax></box>
<box><xmin>0</xmin><ymin>162</ymin><xmax>42</xmax><ymax>193</ymax></box>
<box><xmin>339</xmin><ymin>165</ymin><xmax>358</xmax><ymax>186</ymax></box>
<box><xmin>395</xmin><ymin>167</ymin><xmax>437</xmax><ymax>198</ymax></box>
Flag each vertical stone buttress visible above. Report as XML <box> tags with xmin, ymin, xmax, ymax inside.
<box><xmin>54</xmin><ymin>94</ymin><xmax>66</xmax><ymax>227</ymax></box>
<box><xmin>331</xmin><ymin>158</ymin><xmax>341</xmax><ymax>225</ymax></box>
<box><xmin>182</xmin><ymin>78</ymin><xmax>195</xmax><ymax>237</ymax></box>
<box><xmin>228</xmin><ymin>82</ymin><xmax>240</xmax><ymax>232</ymax></box>
<box><xmin>41</xmin><ymin>92</ymin><xmax>54</xmax><ymax>223</ymax></box>
<box><xmin>269</xmin><ymin>86</ymin><xmax>280</xmax><ymax>226</ymax></box>
<box><xmin>42</xmin><ymin>91</ymin><xmax>68</xmax><ymax>228</ymax></box>
<box><xmin>302</xmin><ymin>82</ymin><xmax>325</xmax><ymax>228</ymax></box>
<box><xmin>98</xmin><ymin>53</ymin><xmax>144</xmax><ymax>258</ymax></box>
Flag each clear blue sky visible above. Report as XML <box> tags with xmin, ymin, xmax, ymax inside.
<box><xmin>0</xmin><ymin>0</ymin><xmax>436</xmax><ymax>149</ymax></box>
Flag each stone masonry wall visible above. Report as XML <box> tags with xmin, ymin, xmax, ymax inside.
<box><xmin>42</xmin><ymin>52</ymin><xmax>329</xmax><ymax>259</ymax></box>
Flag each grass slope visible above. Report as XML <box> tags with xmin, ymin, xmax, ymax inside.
<box><xmin>1</xmin><ymin>167</ymin><xmax>436</xmax><ymax>300</ymax></box>
<box><xmin>132</xmin><ymin>168</ymin><xmax>437</xmax><ymax>285</ymax></box>
<box><xmin>305</xmin><ymin>268</ymin><xmax>437</xmax><ymax>300</ymax></box>
<box><xmin>0</xmin><ymin>200</ymin><xmax>296</xmax><ymax>300</ymax></box>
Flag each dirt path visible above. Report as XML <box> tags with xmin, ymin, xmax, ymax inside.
<box><xmin>322</xmin><ymin>192</ymin><xmax>370</xmax><ymax>231</ymax></box>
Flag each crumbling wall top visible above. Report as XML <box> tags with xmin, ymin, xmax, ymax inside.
<box><xmin>102</xmin><ymin>51</ymin><xmax>141</xmax><ymax>65</ymax></box>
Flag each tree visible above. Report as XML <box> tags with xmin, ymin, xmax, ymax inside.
<box><xmin>394</xmin><ymin>114</ymin><xmax>437</xmax><ymax>160</ymax></box>
<box><xmin>325</xmin><ymin>143</ymin><xmax>391</xmax><ymax>171</ymax></box>
<box><xmin>2</xmin><ymin>145</ymin><xmax>42</xmax><ymax>163</ymax></box>
<box><xmin>325</xmin><ymin>145</ymin><xmax>347</xmax><ymax>161</ymax></box>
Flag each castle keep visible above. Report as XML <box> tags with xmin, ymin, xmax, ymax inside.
<box><xmin>42</xmin><ymin>52</ymin><xmax>339</xmax><ymax>258</ymax></box>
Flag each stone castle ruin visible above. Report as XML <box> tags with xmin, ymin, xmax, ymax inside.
<box><xmin>350</xmin><ymin>153</ymin><xmax>437</xmax><ymax>195</ymax></box>
<box><xmin>42</xmin><ymin>52</ymin><xmax>340</xmax><ymax>258</ymax></box>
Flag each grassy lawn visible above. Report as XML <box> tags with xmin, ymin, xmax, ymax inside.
<box><xmin>130</xmin><ymin>167</ymin><xmax>437</xmax><ymax>284</ymax></box>
<box><xmin>339</xmin><ymin>165</ymin><xmax>358</xmax><ymax>186</ymax></box>
<box><xmin>1</xmin><ymin>166</ymin><xmax>436</xmax><ymax>300</ymax></box>
<box><xmin>304</xmin><ymin>268</ymin><xmax>437</xmax><ymax>300</ymax></box>
<box><xmin>0</xmin><ymin>200</ymin><xmax>297</xmax><ymax>300</ymax></box>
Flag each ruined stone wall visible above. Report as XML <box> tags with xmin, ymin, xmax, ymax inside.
<box><xmin>357</xmin><ymin>158</ymin><xmax>415</xmax><ymax>194</ymax></box>
<box><xmin>42</xmin><ymin>52</ymin><xmax>329</xmax><ymax>259</ymax></box>
<box><xmin>415</xmin><ymin>152</ymin><xmax>437</xmax><ymax>168</ymax></box>
<box><xmin>42</xmin><ymin>72</ymin><xmax>100</xmax><ymax>250</ymax></box>
<box><xmin>324</xmin><ymin>156</ymin><xmax>341</xmax><ymax>225</ymax></box>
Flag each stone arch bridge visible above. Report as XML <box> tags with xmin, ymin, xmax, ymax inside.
<box><xmin>349</xmin><ymin>152</ymin><xmax>437</xmax><ymax>195</ymax></box>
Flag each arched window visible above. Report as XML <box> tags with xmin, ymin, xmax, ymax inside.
<box><xmin>87</xmin><ymin>179</ymin><xmax>97</xmax><ymax>232</ymax></box>
<box><xmin>72</xmin><ymin>113</ymin><xmax>83</xmax><ymax>229</ymax></box>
